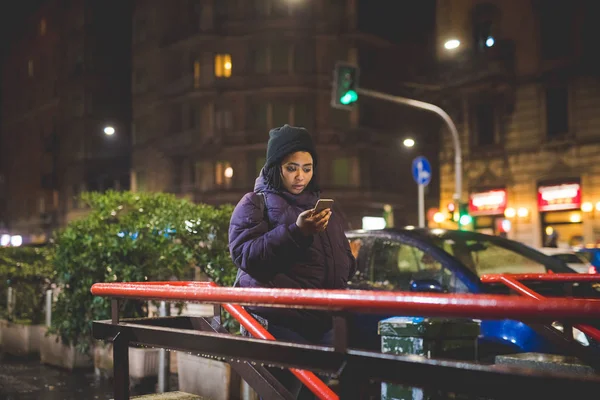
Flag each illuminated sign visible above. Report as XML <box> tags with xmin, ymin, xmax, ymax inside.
<box><xmin>469</xmin><ymin>189</ymin><xmax>507</xmax><ymax>216</ymax></box>
<box><xmin>538</xmin><ymin>183</ymin><xmax>581</xmax><ymax>212</ymax></box>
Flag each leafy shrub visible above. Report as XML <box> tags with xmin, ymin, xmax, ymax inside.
<box><xmin>49</xmin><ymin>191</ymin><xmax>236</xmax><ymax>353</ymax></box>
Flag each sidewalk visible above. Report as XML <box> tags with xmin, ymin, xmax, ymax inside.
<box><xmin>0</xmin><ymin>355</ymin><xmax>176</xmax><ymax>400</ymax></box>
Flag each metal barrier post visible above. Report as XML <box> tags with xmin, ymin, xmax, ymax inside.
<box><xmin>45</xmin><ymin>289</ymin><xmax>52</xmax><ymax>327</ymax></box>
<box><xmin>112</xmin><ymin>299</ymin><xmax>130</xmax><ymax>400</ymax></box>
<box><xmin>7</xmin><ymin>287</ymin><xmax>14</xmax><ymax>318</ymax></box>
<box><xmin>157</xmin><ymin>301</ymin><xmax>170</xmax><ymax>393</ymax></box>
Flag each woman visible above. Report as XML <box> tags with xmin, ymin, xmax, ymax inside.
<box><xmin>228</xmin><ymin>124</ymin><xmax>356</xmax><ymax>398</ymax></box>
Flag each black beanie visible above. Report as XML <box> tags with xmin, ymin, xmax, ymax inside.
<box><xmin>265</xmin><ymin>124</ymin><xmax>317</xmax><ymax>168</ymax></box>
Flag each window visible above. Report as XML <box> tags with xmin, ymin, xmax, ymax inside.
<box><xmin>188</xmin><ymin>106</ymin><xmax>197</xmax><ymax>130</ymax></box>
<box><xmin>215</xmin><ymin>108</ymin><xmax>233</xmax><ymax>131</ymax></box>
<box><xmin>271</xmin><ymin>43</ymin><xmax>289</xmax><ymax>74</ymax></box>
<box><xmin>193</xmin><ymin>60</ymin><xmax>201</xmax><ymax>88</ymax></box>
<box><xmin>293</xmin><ymin>101</ymin><xmax>314</xmax><ymax>128</ymax></box>
<box><xmin>40</xmin><ymin>18</ymin><xmax>47</xmax><ymax>36</ymax></box>
<box><xmin>28</xmin><ymin>60</ymin><xmax>34</xmax><ymax>77</ymax></box>
<box><xmin>249</xmin><ymin>101</ymin><xmax>269</xmax><ymax>130</ymax></box>
<box><xmin>369</xmin><ymin>239</ymin><xmax>468</xmax><ymax>292</ymax></box>
<box><xmin>539</xmin><ymin>3</ymin><xmax>572</xmax><ymax>60</ymax></box>
<box><xmin>546</xmin><ymin>86</ymin><xmax>568</xmax><ymax>138</ymax></box>
<box><xmin>474</xmin><ymin>103</ymin><xmax>495</xmax><ymax>146</ymax></box>
<box><xmin>293</xmin><ymin>44</ymin><xmax>315</xmax><ymax>73</ymax></box>
<box><xmin>252</xmin><ymin>48</ymin><xmax>269</xmax><ymax>74</ymax></box>
<box><xmin>194</xmin><ymin>161</ymin><xmax>213</xmax><ymax>191</ymax></box>
<box><xmin>431</xmin><ymin>234</ymin><xmax>548</xmax><ymax>276</ymax></box>
<box><xmin>214</xmin><ymin>54</ymin><xmax>232</xmax><ymax>78</ymax></box>
<box><xmin>215</xmin><ymin>161</ymin><xmax>233</xmax><ymax>187</ymax></box>
<box><xmin>272</xmin><ymin>102</ymin><xmax>290</xmax><ymax>127</ymax></box>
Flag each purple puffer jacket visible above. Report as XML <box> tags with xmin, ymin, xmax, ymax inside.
<box><xmin>228</xmin><ymin>175</ymin><xmax>357</xmax><ymax>338</ymax></box>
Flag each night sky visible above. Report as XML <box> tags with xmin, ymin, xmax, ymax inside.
<box><xmin>0</xmin><ymin>0</ymin><xmax>436</xmax><ymax>58</ymax></box>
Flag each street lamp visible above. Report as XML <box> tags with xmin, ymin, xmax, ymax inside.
<box><xmin>444</xmin><ymin>39</ymin><xmax>460</xmax><ymax>50</ymax></box>
<box><xmin>403</xmin><ymin>138</ymin><xmax>415</xmax><ymax>148</ymax></box>
<box><xmin>104</xmin><ymin>126</ymin><xmax>115</xmax><ymax>136</ymax></box>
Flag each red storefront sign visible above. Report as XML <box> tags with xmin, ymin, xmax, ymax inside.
<box><xmin>537</xmin><ymin>183</ymin><xmax>581</xmax><ymax>212</ymax></box>
<box><xmin>469</xmin><ymin>189</ymin><xmax>507</xmax><ymax>216</ymax></box>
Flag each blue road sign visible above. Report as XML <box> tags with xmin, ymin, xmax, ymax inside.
<box><xmin>412</xmin><ymin>156</ymin><xmax>432</xmax><ymax>186</ymax></box>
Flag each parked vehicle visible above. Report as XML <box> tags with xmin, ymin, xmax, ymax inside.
<box><xmin>537</xmin><ymin>247</ymin><xmax>593</xmax><ymax>274</ymax></box>
<box><xmin>345</xmin><ymin>228</ymin><xmax>599</xmax><ymax>360</ymax></box>
<box><xmin>574</xmin><ymin>247</ymin><xmax>600</xmax><ymax>274</ymax></box>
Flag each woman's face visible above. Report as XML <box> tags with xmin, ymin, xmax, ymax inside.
<box><xmin>280</xmin><ymin>151</ymin><xmax>314</xmax><ymax>194</ymax></box>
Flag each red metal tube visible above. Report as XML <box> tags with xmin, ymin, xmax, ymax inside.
<box><xmin>497</xmin><ymin>275</ymin><xmax>545</xmax><ymax>301</ymax></box>
<box><xmin>486</xmin><ymin>275</ymin><xmax>600</xmax><ymax>343</ymax></box>
<box><xmin>222</xmin><ymin>302</ymin><xmax>337</xmax><ymax>400</ymax></box>
<box><xmin>481</xmin><ymin>273</ymin><xmax>600</xmax><ymax>283</ymax></box>
<box><xmin>90</xmin><ymin>282</ymin><xmax>600</xmax><ymax>322</ymax></box>
<box><xmin>137</xmin><ymin>281</ymin><xmax>337</xmax><ymax>399</ymax></box>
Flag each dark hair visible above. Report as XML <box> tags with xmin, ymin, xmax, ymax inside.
<box><xmin>262</xmin><ymin>162</ymin><xmax>320</xmax><ymax>193</ymax></box>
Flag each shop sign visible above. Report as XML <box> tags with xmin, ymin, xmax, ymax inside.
<box><xmin>538</xmin><ymin>183</ymin><xmax>581</xmax><ymax>212</ymax></box>
<box><xmin>469</xmin><ymin>189</ymin><xmax>507</xmax><ymax>216</ymax></box>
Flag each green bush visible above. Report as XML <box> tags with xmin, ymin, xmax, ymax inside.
<box><xmin>0</xmin><ymin>245</ymin><xmax>55</xmax><ymax>324</ymax></box>
<box><xmin>49</xmin><ymin>191</ymin><xmax>236</xmax><ymax>353</ymax></box>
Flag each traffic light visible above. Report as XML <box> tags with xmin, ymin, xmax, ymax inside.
<box><xmin>331</xmin><ymin>62</ymin><xmax>359</xmax><ymax>109</ymax></box>
<box><xmin>447</xmin><ymin>203</ymin><xmax>460</xmax><ymax>222</ymax></box>
<box><xmin>458</xmin><ymin>202</ymin><xmax>472</xmax><ymax>228</ymax></box>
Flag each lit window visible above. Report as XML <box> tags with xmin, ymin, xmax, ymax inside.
<box><xmin>215</xmin><ymin>161</ymin><xmax>233</xmax><ymax>186</ymax></box>
<box><xmin>214</xmin><ymin>54</ymin><xmax>232</xmax><ymax>78</ymax></box>
<box><xmin>40</xmin><ymin>19</ymin><xmax>47</xmax><ymax>36</ymax></box>
<box><xmin>193</xmin><ymin>61</ymin><xmax>201</xmax><ymax>88</ymax></box>
<box><xmin>28</xmin><ymin>60</ymin><xmax>34</xmax><ymax>77</ymax></box>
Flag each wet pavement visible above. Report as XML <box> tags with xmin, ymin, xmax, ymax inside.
<box><xmin>0</xmin><ymin>355</ymin><xmax>178</xmax><ymax>400</ymax></box>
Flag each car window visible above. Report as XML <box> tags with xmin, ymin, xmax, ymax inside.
<box><xmin>439</xmin><ymin>238</ymin><xmax>547</xmax><ymax>276</ymax></box>
<box><xmin>369</xmin><ymin>238</ymin><xmax>468</xmax><ymax>293</ymax></box>
<box><xmin>576</xmin><ymin>251</ymin><xmax>593</xmax><ymax>263</ymax></box>
<box><xmin>551</xmin><ymin>253</ymin><xmax>587</xmax><ymax>264</ymax></box>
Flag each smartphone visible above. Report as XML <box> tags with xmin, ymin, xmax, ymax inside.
<box><xmin>313</xmin><ymin>199</ymin><xmax>334</xmax><ymax>215</ymax></box>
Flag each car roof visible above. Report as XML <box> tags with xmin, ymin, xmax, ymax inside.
<box><xmin>536</xmin><ymin>247</ymin><xmax>577</xmax><ymax>256</ymax></box>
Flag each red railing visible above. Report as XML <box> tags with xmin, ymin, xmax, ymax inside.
<box><xmin>92</xmin><ymin>280</ymin><xmax>600</xmax><ymax>399</ymax></box>
<box><xmin>91</xmin><ymin>282</ymin><xmax>600</xmax><ymax>322</ymax></box>
<box><xmin>480</xmin><ymin>273</ymin><xmax>600</xmax><ymax>343</ymax></box>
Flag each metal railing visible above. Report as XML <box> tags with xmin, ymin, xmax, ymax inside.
<box><xmin>91</xmin><ymin>281</ymin><xmax>600</xmax><ymax>400</ymax></box>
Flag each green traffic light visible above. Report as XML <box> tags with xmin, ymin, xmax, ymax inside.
<box><xmin>340</xmin><ymin>90</ymin><xmax>358</xmax><ymax>105</ymax></box>
<box><xmin>459</xmin><ymin>214</ymin><xmax>472</xmax><ymax>226</ymax></box>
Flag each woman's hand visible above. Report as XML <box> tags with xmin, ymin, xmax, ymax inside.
<box><xmin>296</xmin><ymin>209</ymin><xmax>332</xmax><ymax>236</ymax></box>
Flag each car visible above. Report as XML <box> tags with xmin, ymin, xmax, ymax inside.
<box><xmin>536</xmin><ymin>247</ymin><xmax>594</xmax><ymax>274</ymax></box>
<box><xmin>345</xmin><ymin>228</ymin><xmax>599</xmax><ymax>360</ymax></box>
<box><xmin>574</xmin><ymin>247</ymin><xmax>600</xmax><ymax>274</ymax></box>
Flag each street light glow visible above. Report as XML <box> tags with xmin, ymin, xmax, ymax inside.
<box><xmin>104</xmin><ymin>126</ymin><xmax>115</xmax><ymax>136</ymax></box>
<box><xmin>403</xmin><ymin>138</ymin><xmax>415</xmax><ymax>148</ymax></box>
<box><xmin>485</xmin><ymin>36</ymin><xmax>495</xmax><ymax>47</ymax></box>
<box><xmin>444</xmin><ymin>39</ymin><xmax>460</xmax><ymax>50</ymax></box>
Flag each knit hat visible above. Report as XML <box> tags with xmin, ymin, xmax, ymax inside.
<box><xmin>265</xmin><ymin>124</ymin><xmax>317</xmax><ymax>168</ymax></box>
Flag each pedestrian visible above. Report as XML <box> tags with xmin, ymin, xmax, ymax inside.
<box><xmin>228</xmin><ymin>124</ymin><xmax>357</xmax><ymax>399</ymax></box>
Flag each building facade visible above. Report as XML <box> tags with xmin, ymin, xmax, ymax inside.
<box><xmin>0</xmin><ymin>0</ymin><xmax>132</xmax><ymax>242</ymax></box>
<box><xmin>131</xmin><ymin>0</ymin><xmax>432</xmax><ymax>229</ymax></box>
<box><xmin>430</xmin><ymin>0</ymin><xmax>600</xmax><ymax>248</ymax></box>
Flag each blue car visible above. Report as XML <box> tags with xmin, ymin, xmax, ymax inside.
<box><xmin>575</xmin><ymin>247</ymin><xmax>600</xmax><ymax>274</ymax></box>
<box><xmin>345</xmin><ymin>228</ymin><xmax>600</xmax><ymax>360</ymax></box>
